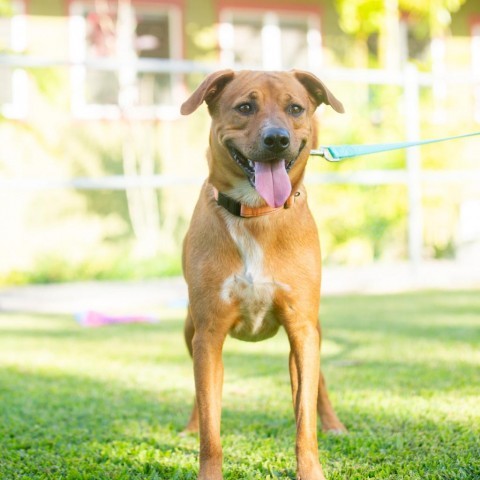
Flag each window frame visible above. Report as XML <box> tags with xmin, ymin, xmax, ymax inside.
<box><xmin>69</xmin><ymin>0</ymin><xmax>183</xmax><ymax>120</ymax></box>
<box><xmin>218</xmin><ymin>4</ymin><xmax>323</xmax><ymax>71</ymax></box>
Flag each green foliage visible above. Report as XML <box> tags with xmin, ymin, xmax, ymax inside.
<box><xmin>27</xmin><ymin>68</ymin><xmax>70</xmax><ymax>108</ymax></box>
<box><xmin>0</xmin><ymin>290</ymin><xmax>479</xmax><ymax>478</ymax></box>
<box><xmin>0</xmin><ymin>0</ymin><xmax>12</xmax><ymax>16</ymax></box>
<box><xmin>309</xmin><ymin>83</ymin><xmax>409</xmax><ymax>264</ymax></box>
<box><xmin>335</xmin><ymin>0</ymin><xmax>469</xmax><ymax>37</ymax></box>
<box><xmin>335</xmin><ymin>0</ymin><xmax>385</xmax><ymax>37</ymax></box>
<box><xmin>0</xmin><ymin>249</ymin><xmax>181</xmax><ymax>286</ymax></box>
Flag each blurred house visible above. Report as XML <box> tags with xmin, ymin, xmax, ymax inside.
<box><xmin>1</xmin><ymin>0</ymin><xmax>479</xmax><ymax>120</ymax></box>
<box><xmin>0</xmin><ymin>0</ymin><xmax>479</xmax><ymax>280</ymax></box>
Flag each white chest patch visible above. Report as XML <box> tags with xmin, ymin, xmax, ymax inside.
<box><xmin>221</xmin><ymin>216</ymin><xmax>290</xmax><ymax>341</ymax></box>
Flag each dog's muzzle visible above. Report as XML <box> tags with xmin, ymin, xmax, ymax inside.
<box><xmin>226</xmin><ymin>140</ymin><xmax>306</xmax><ymax>188</ymax></box>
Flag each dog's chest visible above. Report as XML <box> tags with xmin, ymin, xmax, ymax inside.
<box><xmin>220</xmin><ymin>219</ymin><xmax>288</xmax><ymax>341</ymax></box>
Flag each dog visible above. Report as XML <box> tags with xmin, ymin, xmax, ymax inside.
<box><xmin>180</xmin><ymin>70</ymin><xmax>346</xmax><ymax>480</ymax></box>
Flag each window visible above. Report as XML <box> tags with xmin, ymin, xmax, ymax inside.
<box><xmin>399</xmin><ymin>14</ymin><xmax>430</xmax><ymax>66</ymax></box>
<box><xmin>0</xmin><ymin>1</ymin><xmax>27</xmax><ymax>118</ymax></box>
<box><xmin>219</xmin><ymin>8</ymin><xmax>322</xmax><ymax>71</ymax></box>
<box><xmin>69</xmin><ymin>1</ymin><xmax>182</xmax><ymax>119</ymax></box>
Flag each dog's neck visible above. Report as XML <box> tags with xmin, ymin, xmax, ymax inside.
<box><xmin>211</xmin><ymin>185</ymin><xmax>297</xmax><ymax>218</ymax></box>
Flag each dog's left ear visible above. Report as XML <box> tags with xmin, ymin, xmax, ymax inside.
<box><xmin>181</xmin><ymin>69</ymin><xmax>235</xmax><ymax>115</ymax></box>
<box><xmin>293</xmin><ymin>70</ymin><xmax>345</xmax><ymax>113</ymax></box>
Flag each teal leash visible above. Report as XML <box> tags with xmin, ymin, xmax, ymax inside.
<box><xmin>311</xmin><ymin>131</ymin><xmax>480</xmax><ymax>162</ymax></box>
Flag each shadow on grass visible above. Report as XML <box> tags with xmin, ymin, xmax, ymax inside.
<box><xmin>0</xmin><ymin>366</ymin><xmax>197</xmax><ymax>479</ymax></box>
<box><xmin>0</xmin><ymin>289</ymin><xmax>479</xmax><ymax>479</ymax></box>
<box><xmin>321</xmin><ymin>290</ymin><xmax>480</xmax><ymax>343</ymax></box>
<box><xmin>1</xmin><ymin>363</ymin><xmax>477</xmax><ymax>480</ymax></box>
<box><xmin>0</xmin><ymin>364</ymin><xmax>299</xmax><ymax>479</ymax></box>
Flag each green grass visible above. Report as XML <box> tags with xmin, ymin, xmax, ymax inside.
<box><xmin>0</xmin><ymin>290</ymin><xmax>479</xmax><ymax>479</ymax></box>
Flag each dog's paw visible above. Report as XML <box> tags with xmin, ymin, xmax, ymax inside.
<box><xmin>296</xmin><ymin>465</ymin><xmax>326</xmax><ymax>480</ymax></box>
<box><xmin>297</xmin><ymin>455</ymin><xmax>326</xmax><ymax>480</ymax></box>
<box><xmin>297</xmin><ymin>475</ymin><xmax>326</xmax><ymax>480</ymax></box>
<box><xmin>322</xmin><ymin>423</ymin><xmax>348</xmax><ymax>435</ymax></box>
<box><xmin>320</xmin><ymin>415</ymin><xmax>348</xmax><ymax>434</ymax></box>
<box><xmin>198</xmin><ymin>462</ymin><xmax>223</xmax><ymax>480</ymax></box>
<box><xmin>180</xmin><ymin>416</ymin><xmax>199</xmax><ymax>436</ymax></box>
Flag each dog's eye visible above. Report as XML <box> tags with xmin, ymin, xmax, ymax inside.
<box><xmin>235</xmin><ymin>103</ymin><xmax>254</xmax><ymax>115</ymax></box>
<box><xmin>288</xmin><ymin>104</ymin><xmax>305</xmax><ymax>117</ymax></box>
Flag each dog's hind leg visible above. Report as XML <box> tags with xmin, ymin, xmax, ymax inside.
<box><xmin>317</xmin><ymin>369</ymin><xmax>347</xmax><ymax>433</ymax></box>
<box><xmin>183</xmin><ymin>308</ymin><xmax>199</xmax><ymax>433</ymax></box>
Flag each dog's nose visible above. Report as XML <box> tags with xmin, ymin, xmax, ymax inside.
<box><xmin>262</xmin><ymin>128</ymin><xmax>290</xmax><ymax>153</ymax></box>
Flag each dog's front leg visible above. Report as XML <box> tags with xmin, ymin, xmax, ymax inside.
<box><xmin>192</xmin><ymin>327</ymin><xmax>227</xmax><ymax>480</ymax></box>
<box><xmin>286</xmin><ymin>322</ymin><xmax>325</xmax><ymax>480</ymax></box>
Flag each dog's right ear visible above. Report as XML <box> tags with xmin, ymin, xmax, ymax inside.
<box><xmin>181</xmin><ymin>70</ymin><xmax>235</xmax><ymax>115</ymax></box>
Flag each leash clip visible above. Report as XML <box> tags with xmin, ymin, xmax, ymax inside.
<box><xmin>310</xmin><ymin>147</ymin><xmax>337</xmax><ymax>162</ymax></box>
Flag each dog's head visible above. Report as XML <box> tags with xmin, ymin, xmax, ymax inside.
<box><xmin>181</xmin><ymin>70</ymin><xmax>344</xmax><ymax>207</ymax></box>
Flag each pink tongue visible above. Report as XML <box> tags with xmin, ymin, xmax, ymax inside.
<box><xmin>254</xmin><ymin>159</ymin><xmax>292</xmax><ymax>208</ymax></box>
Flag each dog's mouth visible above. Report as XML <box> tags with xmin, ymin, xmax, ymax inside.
<box><xmin>227</xmin><ymin>141</ymin><xmax>306</xmax><ymax>207</ymax></box>
<box><xmin>227</xmin><ymin>142</ymin><xmax>305</xmax><ymax>186</ymax></box>
<box><xmin>228</xmin><ymin>145</ymin><xmax>256</xmax><ymax>186</ymax></box>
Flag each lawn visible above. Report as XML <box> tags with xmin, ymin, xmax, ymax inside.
<box><xmin>0</xmin><ymin>290</ymin><xmax>479</xmax><ymax>480</ymax></box>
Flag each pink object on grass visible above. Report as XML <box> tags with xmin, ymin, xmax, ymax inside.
<box><xmin>75</xmin><ymin>310</ymin><xmax>157</xmax><ymax>327</ymax></box>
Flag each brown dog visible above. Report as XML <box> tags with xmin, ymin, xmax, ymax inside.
<box><xmin>180</xmin><ymin>70</ymin><xmax>346</xmax><ymax>480</ymax></box>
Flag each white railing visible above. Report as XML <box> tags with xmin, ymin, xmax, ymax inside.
<box><xmin>1</xmin><ymin>54</ymin><xmax>479</xmax><ymax>268</ymax></box>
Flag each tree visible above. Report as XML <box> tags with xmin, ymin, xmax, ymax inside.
<box><xmin>0</xmin><ymin>0</ymin><xmax>11</xmax><ymax>16</ymax></box>
<box><xmin>334</xmin><ymin>0</ymin><xmax>469</xmax><ymax>69</ymax></box>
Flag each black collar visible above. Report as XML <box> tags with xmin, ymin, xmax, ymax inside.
<box><xmin>212</xmin><ymin>187</ymin><xmax>298</xmax><ymax>218</ymax></box>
